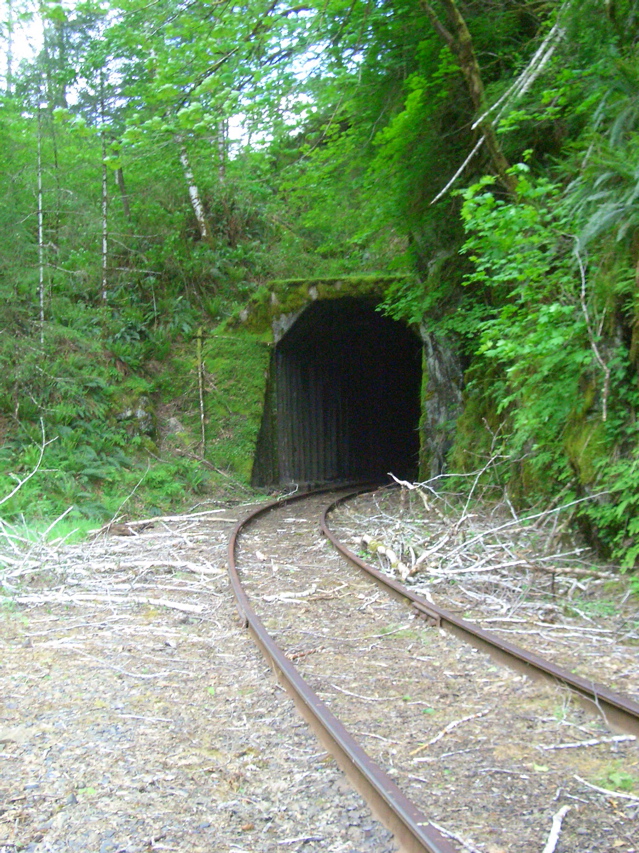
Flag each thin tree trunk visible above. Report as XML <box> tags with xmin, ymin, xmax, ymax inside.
<box><xmin>101</xmin><ymin>134</ymin><xmax>108</xmax><ymax>302</ymax></box>
<box><xmin>114</xmin><ymin>165</ymin><xmax>131</xmax><ymax>221</ymax></box>
<box><xmin>38</xmin><ymin>8</ymin><xmax>63</xmax><ymax>236</ymax></box>
<box><xmin>100</xmin><ymin>76</ymin><xmax>108</xmax><ymax>302</ymax></box>
<box><xmin>37</xmin><ymin>104</ymin><xmax>45</xmax><ymax>344</ymax></box>
<box><xmin>177</xmin><ymin>137</ymin><xmax>212</xmax><ymax>242</ymax></box>
<box><xmin>196</xmin><ymin>327</ymin><xmax>206</xmax><ymax>452</ymax></box>
<box><xmin>5</xmin><ymin>0</ymin><xmax>13</xmax><ymax>95</ymax></box>
<box><xmin>420</xmin><ymin>0</ymin><xmax>516</xmax><ymax>194</ymax></box>
<box><xmin>217</xmin><ymin>119</ymin><xmax>227</xmax><ymax>181</ymax></box>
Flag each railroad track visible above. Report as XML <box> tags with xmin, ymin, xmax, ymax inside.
<box><xmin>228</xmin><ymin>486</ymin><xmax>639</xmax><ymax>853</ymax></box>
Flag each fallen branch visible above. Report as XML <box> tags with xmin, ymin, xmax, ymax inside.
<box><xmin>444</xmin><ymin>493</ymin><xmax>608</xmax><ymax>561</ymax></box>
<box><xmin>574</xmin><ymin>775</ymin><xmax>639</xmax><ymax>802</ymax></box>
<box><xmin>411</xmin><ymin>709</ymin><xmax>490</xmax><ymax>757</ymax></box>
<box><xmin>576</xmin><ymin>246</ymin><xmax>610</xmax><ymax>422</ymax></box>
<box><xmin>0</xmin><ymin>420</ymin><xmax>57</xmax><ymax>507</ymax></box>
<box><xmin>539</xmin><ymin>735</ymin><xmax>635</xmax><ymax>751</ymax></box>
<box><xmin>328</xmin><ymin>683</ymin><xmax>395</xmax><ymax>702</ymax></box>
<box><xmin>90</xmin><ymin>507</ymin><xmax>230</xmax><ymax>536</ymax></box>
<box><xmin>85</xmin><ymin>558</ymin><xmax>224</xmax><ymax>576</ymax></box>
<box><xmin>2</xmin><ymin>592</ymin><xmax>205</xmax><ymax>614</ymax></box>
<box><xmin>429</xmin><ymin>821</ymin><xmax>483</xmax><ymax>853</ymax></box>
<box><xmin>542</xmin><ymin>805</ymin><xmax>570</xmax><ymax>853</ymax></box>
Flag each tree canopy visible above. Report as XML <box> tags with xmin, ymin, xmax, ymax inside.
<box><xmin>2</xmin><ymin>0</ymin><xmax>639</xmax><ymax>566</ymax></box>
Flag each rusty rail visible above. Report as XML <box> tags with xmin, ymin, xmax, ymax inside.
<box><xmin>227</xmin><ymin>487</ymin><xmax>458</xmax><ymax>853</ymax></box>
<box><xmin>321</xmin><ymin>490</ymin><xmax>639</xmax><ymax>738</ymax></box>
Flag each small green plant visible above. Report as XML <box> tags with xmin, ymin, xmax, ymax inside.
<box><xmin>607</xmin><ymin>770</ymin><xmax>635</xmax><ymax>792</ymax></box>
<box><xmin>567</xmin><ymin>598</ymin><xmax>618</xmax><ymax>618</ymax></box>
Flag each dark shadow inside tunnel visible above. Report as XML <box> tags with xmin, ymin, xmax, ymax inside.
<box><xmin>251</xmin><ymin>297</ymin><xmax>423</xmax><ymax>487</ymax></box>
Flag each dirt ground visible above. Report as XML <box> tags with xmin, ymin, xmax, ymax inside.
<box><xmin>238</xmin><ymin>490</ymin><xmax>639</xmax><ymax>853</ymax></box>
<box><xmin>0</xmin><ymin>505</ymin><xmax>395</xmax><ymax>853</ymax></box>
<box><xmin>1</xmin><ymin>487</ymin><xmax>638</xmax><ymax>853</ymax></box>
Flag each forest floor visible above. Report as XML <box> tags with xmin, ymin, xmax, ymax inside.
<box><xmin>0</xmin><ymin>487</ymin><xmax>638</xmax><ymax>853</ymax></box>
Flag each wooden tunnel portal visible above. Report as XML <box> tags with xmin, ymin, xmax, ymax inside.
<box><xmin>251</xmin><ymin>297</ymin><xmax>422</xmax><ymax>487</ymax></box>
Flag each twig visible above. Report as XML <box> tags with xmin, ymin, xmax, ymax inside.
<box><xmin>69</xmin><ymin>649</ymin><xmax>194</xmax><ymax>680</ymax></box>
<box><xmin>196</xmin><ymin>326</ymin><xmax>206</xmax><ymax>452</ymax></box>
<box><xmin>428</xmin><ymin>821</ymin><xmax>483</xmax><ymax>853</ymax></box>
<box><xmin>539</xmin><ymin>735</ymin><xmax>635</xmax><ymax>751</ymax></box>
<box><xmin>102</xmin><ymin>463</ymin><xmax>151</xmax><ymax>534</ymax></box>
<box><xmin>3</xmin><ymin>592</ymin><xmax>205</xmax><ymax>614</ymax></box>
<box><xmin>430</xmin><ymin>137</ymin><xmax>485</xmax><ymax>205</ymax></box>
<box><xmin>542</xmin><ymin>805</ymin><xmax>570</xmax><ymax>853</ymax></box>
<box><xmin>328</xmin><ymin>684</ymin><xmax>394</xmax><ymax>702</ymax></box>
<box><xmin>575</xmin><ymin>246</ymin><xmax>610</xmax><ymax>422</ymax></box>
<box><xmin>574</xmin><ymin>775</ymin><xmax>639</xmax><ymax>802</ymax></box>
<box><xmin>0</xmin><ymin>420</ymin><xmax>57</xmax><ymax>507</ymax></box>
<box><xmin>411</xmin><ymin>709</ymin><xmax>490</xmax><ymax>756</ymax></box>
<box><xmin>41</xmin><ymin>506</ymin><xmax>75</xmax><ymax>540</ymax></box>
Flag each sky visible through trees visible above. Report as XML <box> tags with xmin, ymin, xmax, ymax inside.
<box><xmin>2</xmin><ymin>0</ymin><xmax>639</xmax><ymax>568</ymax></box>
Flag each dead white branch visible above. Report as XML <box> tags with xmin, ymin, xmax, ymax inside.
<box><xmin>429</xmin><ymin>821</ymin><xmax>483</xmax><ymax>853</ymax></box>
<box><xmin>328</xmin><ymin>683</ymin><xmax>395</xmax><ymax>702</ymax></box>
<box><xmin>539</xmin><ymin>735</ymin><xmax>635</xmax><ymax>751</ymax></box>
<box><xmin>541</xmin><ymin>805</ymin><xmax>570</xmax><ymax>853</ymax></box>
<box><xmin>574</xmin><ymin>775</ymin><xmax>639</xmax><ymax>802</ymax></box>
<box><xmin>411</xmin><ymin>709</ymin><xmax>490</xmax><ymax>757</ymax></box>
<box><xmin>2</xmin><ymin>592</ymin><xmax>204</xmax><ymax>614</ymax></box>
<box><xmin>0</xmin><ymin>420</ymin><xmax>57</xmax><ymax>508</ymax></box>
<box><xmin>472</xmin><ymin>18</ymin><xmax>567</xmax><ymax>130</ymax></box>
<box><xmin>575</xmin><ymin>247</ymin><xmax>610</xmax><ymax>422</ymax></box>
<box><xmin>430</xmin><ymin>136</ymin><xmax>484</xmax><ymax>206</ymax></box>
<box><xmin>90</xmin><ymin>508</ymin><xmax>231</xmax><ymax>537</ymax></box>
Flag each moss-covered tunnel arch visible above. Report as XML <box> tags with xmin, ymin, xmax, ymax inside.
<box><xmin>205</xmin><ymin>276</ymin><xmax>463</xmax><ymax>487</ymax></box>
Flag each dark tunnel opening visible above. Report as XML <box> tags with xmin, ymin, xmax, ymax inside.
<box><xmin>251</xmin><ymin>297</ymin><xmax>423</xmax><ymax>487</ymax></box>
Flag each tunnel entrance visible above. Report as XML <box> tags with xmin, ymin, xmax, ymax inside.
<box><xmin>252</xmin><ymin>297</ymin><xmax>423</xmax><ymax>487</ymax></box>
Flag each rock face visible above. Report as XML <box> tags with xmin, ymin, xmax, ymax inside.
<box><xmin>420</xmin><ymin>329</ymin><xmax>464</xmax><ymax>479</ymax></box>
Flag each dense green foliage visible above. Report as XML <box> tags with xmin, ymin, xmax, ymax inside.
<box><xmin>2</xmin><ymin>0</ymin><xmax>639</xmax><ymax>566</ymax></box>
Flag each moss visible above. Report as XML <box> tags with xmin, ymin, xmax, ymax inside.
<box><xmin>560</xmin><ymin>373</ymin><xmax>610</xmax><ymax>486</ymax></box>
<box><xmin>224</xmin><ymin>274</ymin><xmax>411</xmax><ymax>337</ymax></box>
<box><xmin>203</xmin><ymin>331</ymin><xmax>270</xmax><ymax>481</ymax></box>
<box><xmin>563</xmin><ymin>417</ymin><xmax>609</xmax><ymax>486</ymax></box>
<box><xmin>447</xmin><ymin>380</ymin><xmax>501</xmax><ymax>475</ymax></box>
<box><xmin>417</xmin><ymin>349</ymin><xmax>430</xmax><ymax>479</ymax></box>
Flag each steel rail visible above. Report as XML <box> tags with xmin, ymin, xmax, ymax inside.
<box><xmin>227</xmin><ymin>486</ymin><xmax>458</xmax><ymax>853</ymax></box>
<box><xmin>321</xmin><ymin>489</ymin><xmax>639</xmax><ymax>739</ymax></box>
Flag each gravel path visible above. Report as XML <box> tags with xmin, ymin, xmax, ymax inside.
<box><xmin>0</xmin><ymin>506</ymin><xmax>394</xmax><ymax>853</ymax></box>
<box><xmin>237</xmin><ymin>491</ymin><xmax>639</xmax><ymax>853</ymax></box>
<box><xmin>1</xmin><ymin>487</ymin><xmax>638</xmax><ymax>853</ymax></box>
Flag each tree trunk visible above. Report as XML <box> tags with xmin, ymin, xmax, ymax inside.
<box><xmin>100</xmin><ymin>77</ymin><xmax>108</xmax><ymax>302</ymax></box>
<box><xmin>177</xmin><ymin>137</ymin><xmax>212</xmax><ymax>242</ymax></box>
<box><xmin>37</xmin><ymin>104</ymin><xmax>45</xmax><ymax>343</ymax></box>
<box><xmin>5</xmin><ymin>0</ymin><xmax>13</xmax><ymax>95</ymax></box>
<box><xmin>420</xmin><ymin>0</ymin><xmax>517</xmax><ymax>195</ymax></box>
<box><xmin>114</xmin><ymin>166</ymin><xmax>131</xmax><ymax>221</ymax></box>
<box><xmin>101</xmin><ymin>134</ymin><xmax>108</xmax><ymax>303</ymax></box>
<box><xmin>217</xmin><ymin>119</ymin><xmax>227</xmax><ymax>181</ymax></box>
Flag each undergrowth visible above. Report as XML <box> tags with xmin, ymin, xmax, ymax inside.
<box><xmin>0</xmin><ymin>293</ymin><xmax>260</xmax><ymax>535</ymax></box>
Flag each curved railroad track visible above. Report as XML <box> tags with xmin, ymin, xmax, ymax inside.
<box><xmin>228</xmin><ymin>486</ymin><xmax>639</xmax><ymax>853</ymax></box>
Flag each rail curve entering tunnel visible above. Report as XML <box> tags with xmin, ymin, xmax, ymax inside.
<box><xmin>251</xmin><ymin>296</ymin><xmax>423</xmax><ymax>487</ymax></box>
